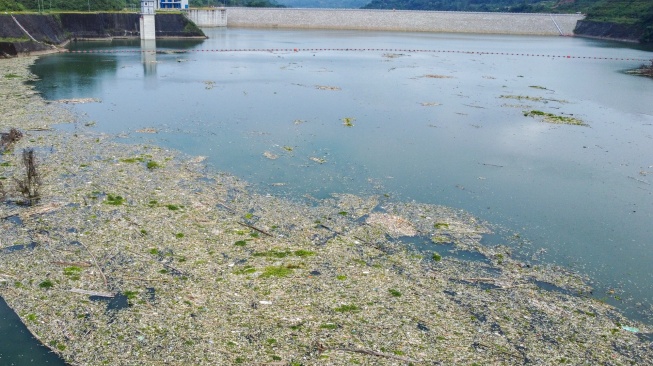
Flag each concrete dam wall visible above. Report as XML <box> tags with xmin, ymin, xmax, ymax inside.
<box><xmin>186</xmin><ymin>8</ymin><xmax>227</xmax><ymax>27</ymax></box>
<box><xmin>224</xmin><ymin>8</ymin><xmax>584</xmax><ymax>36</ymax></box>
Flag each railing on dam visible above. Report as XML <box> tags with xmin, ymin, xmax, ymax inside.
<box><xmin>187</xmin><ymin>7</ymin><xmax>584</xmax><ymax>36</ymax></box>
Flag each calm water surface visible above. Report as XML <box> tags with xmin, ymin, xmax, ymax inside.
<box><xmin>5</xmin><ymin>28</ymin><xmax>653</xmax><ymax>361</ymax></box>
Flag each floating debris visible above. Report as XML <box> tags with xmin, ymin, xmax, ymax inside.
<box><xmin>309</xmin><ymin>157</ymin><xmax>326</xmax><ymax>164</ymax></box>
<box><xmin>422</xmin><ymin>74</ymin><xmax>453</xmax><ymax>79</ymax></box>
<box><xmin>621</xmin><ymin>325</ymin><xmax>640</xmax><ymax>333</ymax></box>
<box><xmin>500</xmin><ymin>94</ymin><xmax>568</xmax><ymax>104</ymax></box>
<box><xmin>135</xmin><ymin>128</ymin><xmax>158</xmax><ymax>134</ymax></box>
<box><xmin>263</xmin><ymin>151</ymin><xmax>279</xmax><ymax>160</ymax></box>
<box><xmin>382</xmin><ymin>53</ymin><xmax>405</xmax><ymax>58</ymax></box>
<box><xmin>315</xmin><ymin>85</ymin><xmax>341</xmax><ymax>91</ymax></box>
<box><xmin>420</xmin><ymin>102</ymin><xmax>442</xmax><ymax>107</ymax></box>
<box><xmin>366</xmin><ymin>212</ymin><xmax>417</xmax><ymax>237</ymax></box>
<box><xmin>52</xmin><ymin>98</ymin><xmax>100</xmax><ymax>104</ymax></box>
<box><xmin>523</xmin><ymin>110</ymin><xmax>587</xmax><ymax>126</ymax></box>
<box><xmin>626</xmin><ymin>60</ymin><xmax>653</xmax><ymax>77</ymax></box>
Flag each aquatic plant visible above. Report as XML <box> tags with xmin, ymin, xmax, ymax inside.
<box><xmin>341</xmin><ymin>117</ymin><xmax>355</xmax><ymax>127</ymax></box>
<box><xmin>233</xmin><ymin>266</ymin><xmax>256</xmax><ymax>275</ymax></box>
<box><xmin>119</xmin><ymin>157</ymin><xmax>144</xmax><ymax>163</ymax></box>
<box><xmin>63</xmin><ymin>266</ymin><xmax>82</xmax><ymax>280</ymax></box>
<box><xmin>39</xmin><ymin>279</ymin><xmax>54</xmax><ymax>289</ymax></box>
<box><xmin>253</xmin><ymin>250</ymin><xmax>289</xmax><ymax>258</ymax></box>
<box><xmin>260</xmin><ymin>266</ymin><xmax>293</xmax><ymax>278</ymax></box>
<box><xmin>146</xmin><ymin>160</ymin><xmax>161</xmax><ymax>170</ymax></box>
<box><xmin>104</xmin><ymin>194</ymin><xmax>125</xmax><ymax>205</ymax></box>
<box><xmin>334</xmin><ymin>304</ymin><xmax>360</xmax><ymax>313</ymax></box>
<box><xmin>123</xmin><ymin>291</ymin><xmax>139</xmax><ymax>300</ymax></box>
<box><xmin>293</xmin><ymin>250</ymin><xmax>315</xmax><ymax>257</ymax></box>
<box><xmin>432</xmin><ymin>252</ymin><xmax>442</xmax><ymax>262</ymax></box>
<box><xmin>389</xmin><ymin>289</ymin><xmax>402</xmax><ymax>297</ymax></box>
<box><xmin>523</xmin><ymin>110</ymin><xmax>587</xmax><ymax>126</ymax></box>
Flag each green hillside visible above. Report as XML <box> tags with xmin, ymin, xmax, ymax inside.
<box><xmin>362</xmin><ymin>0</ymin><xmax>560</xmax><ymax>12</ymax></box>
<box><xmin>275</xmin><ymin>0</ymin><xmax>368</xmax><ymax>8</ymax></box>
<box><xmin>0</xmin><ymin>0</ymin><xmax>282</xmax><ymax>11</ymax></box>
<box><xmin>2</xmin><ymin>0</ymin><xmax>125</xmax><ymax>11</ymax></box>
<box><xmin>360</xmin><ymin>0</ymin><xmax>653</xmax><ymax>42</ymax></box>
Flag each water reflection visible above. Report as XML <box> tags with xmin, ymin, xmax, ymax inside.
<box><xmin>33</xmin><ymin>52</ymin><xmax>118</xmax><ymax>100</ymax></box>
<box><xmin>140</xmin><ymin>39</ymin><xmax>157</xmax><ymax>82</ymax></box>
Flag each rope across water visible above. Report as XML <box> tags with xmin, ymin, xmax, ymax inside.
<box><xmin>68</xmin><ymin>48</ymin><xmax>651</xmax><ymax>62</ymax></box>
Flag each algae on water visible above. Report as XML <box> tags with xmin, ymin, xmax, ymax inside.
<box><xmin>523</xmin><ymin>110</ymin><xmax>587</xmax><ymax>126</ymax></box>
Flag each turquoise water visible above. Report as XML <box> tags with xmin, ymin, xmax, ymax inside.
<box><xmin>0</xmin><ymin>297</ymin><xmax>66</xmax><ymax>365</ymax></box>
<box><xmin>23</xmin><ymin>27</ymin><xmax>653</xmax><ymax>329</ymax></box>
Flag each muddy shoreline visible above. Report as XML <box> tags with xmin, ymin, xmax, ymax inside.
<box><xmin>1</xmin><ymin>56</ymin><xmax>652</xmax><ymax>365</ymax></box>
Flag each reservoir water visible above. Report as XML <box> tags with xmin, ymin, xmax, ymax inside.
<box><xmin>2</xmin><ymin>27</ymin><xmax>653</xmax><ymax>363</ymax></box>
<box><xmin>29</xmin><ymin>28</ymin><xmax>653</xmax><ymax>318</ymax></box>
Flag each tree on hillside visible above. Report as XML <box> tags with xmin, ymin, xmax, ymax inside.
<box><xmin>0</xmin><ymin>0</ymin><xmax>25</xmax><ymax>11</ymax></box>
<box><xmin>189</xmin><ymin>0</ymin><xmax>284</xmax><ymax>6</ymax></box>
<box><xmin>1</xmin><ymin>0</ymin><xmax>124</xmax><ymax>11</ymax></box>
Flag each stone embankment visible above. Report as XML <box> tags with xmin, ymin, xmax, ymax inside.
<box><xmin>573</xmin><ymin>20</ymin><xmax>648</xmax><ymax>43</ymax></box>
<box><xmin>225</xmin><ymin>8</ymin><xmax>584</xmax><ymax>36</ymax></box>
<box><xmin>0</xmin><ymin>14</ymin><xmax>66</xmax><ymax>56</ymax></box>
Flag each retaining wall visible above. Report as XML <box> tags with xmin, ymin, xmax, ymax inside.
<box><xmin>574</xmin><ymin>20</ymin><xmax>645</xmax><ymax>43</ymax></box>
<box><xmin>225</xmin><ymin>8</ymin><xmax>584</xmax><ymax>36</ymax></box>
<box><xmin>0</xmin><ymin>14</ymin><xmax>65</xmax><ymax>55</ymax></box>
<box><xmin>58</xmin><ymin>13</ymin><xmax>205</xmax><ymax>39</ymax></box>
